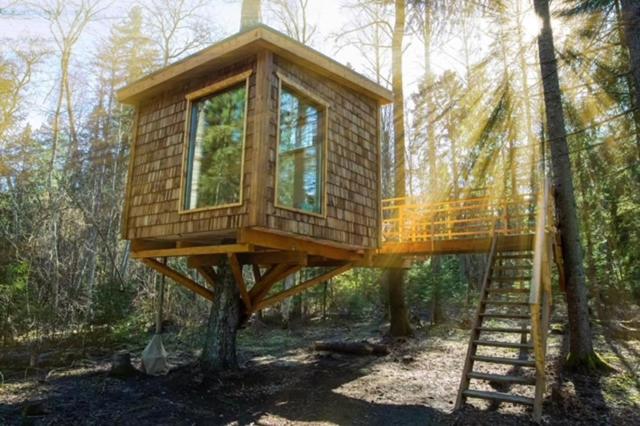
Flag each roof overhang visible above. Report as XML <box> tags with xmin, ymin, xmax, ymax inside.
<box><xmin>116</xmin><ymin>25</ymin><xmax>393</xmax><ymax>105</ymax></box>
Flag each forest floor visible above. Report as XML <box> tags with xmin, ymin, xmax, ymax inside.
<box><xmin>0</xmin><ymin>318</ymin><xmax>639</xmax><ymax>426</ymax></box>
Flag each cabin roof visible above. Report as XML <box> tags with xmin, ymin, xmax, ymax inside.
<box><xmin>116</xmin><ymin>24</ymin><xmax>393</xmax><ymax>105</ymax></box>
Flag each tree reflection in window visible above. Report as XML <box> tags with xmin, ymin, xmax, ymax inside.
<box><xmin>184</xmin><ymin>82</ymin><xmax>246</xmax><ymax>210</ymax></box>
<box><xmin>277</xmin><ymin>85</ymin><xmax>324</xmax><ymax>214</ymax></box>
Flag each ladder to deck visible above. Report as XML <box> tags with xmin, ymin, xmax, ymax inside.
<box><xmin>456</xmin><ymin>180</ymin><xmax>554</xmax><ymax>423</ymax></box>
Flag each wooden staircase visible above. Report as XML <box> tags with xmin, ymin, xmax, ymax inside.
<box><xmin>455</xmin><ymin>181</ymin><xmax>555</xmax><ymax>423</ymax></box>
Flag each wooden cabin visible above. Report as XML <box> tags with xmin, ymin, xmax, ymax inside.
<box><xmin>117</xmin><ymin>25</ymin><xmax>393</xmax><ymax>258</ymax></box>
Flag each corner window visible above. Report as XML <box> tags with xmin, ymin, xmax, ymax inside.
<box><xmin>276</xmin><ymin>80</ymin><xmax>326</xmax><ymax>215</ymax></box>
<box><xmin>183</xmin><ymin>75</ymin><xmax>249</xmax><ymax>211</ymax></box>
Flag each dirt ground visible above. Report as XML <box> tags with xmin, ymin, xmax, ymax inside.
<box><xmin>1</xmin><ymin>320</ymin><xmax>639</xmax><ymax>426</ymax></box>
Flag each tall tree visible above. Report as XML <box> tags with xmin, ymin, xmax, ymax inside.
<box><xmin>266</xmin><ymin>0</ymin><xmax>316</xmax><ymax>44</ymax></box>
<box><xmin>619</xmin><ymin>0</ymin><xmax>640</xmax><ymax>154</ymax></box>
<box><xmin>241</xmin><ymin>0</ymin><xmax>262</xmax><ymax>30</ymax></box>
<box><xmin>533</xmin><ymin>0</ymin><xmax>608</xmax><ymax>370</ymax></box>
<box><xmin>143</xmin><ymin>0</ymin><xmax>214</xmax><ymax>67</ymax></box>
<box><xmin>388</xmin><ymin>0</ymin><xmax>412</xmax><ymax>337</ymax></box>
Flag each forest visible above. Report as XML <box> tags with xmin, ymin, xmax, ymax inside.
<box><xmin>1</xmin><ymin>0</ymin><xmax>639</xmax><ymax>424</ymax></box>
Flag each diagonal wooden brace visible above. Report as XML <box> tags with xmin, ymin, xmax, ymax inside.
<box><xmin>252</xmin><ymin>263</ymin><xmax>352</xmax><ymax>313</ymax></box>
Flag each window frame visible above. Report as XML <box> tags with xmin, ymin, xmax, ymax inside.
<box><xmin>178</xmin><ymin>70</ymin><xmax>252</xmax><ymax>214</ymax></box>
<box><xmin>274</xmin><ymin>72</ymin><xmax>329</xmax><ymax>218</ymax></box>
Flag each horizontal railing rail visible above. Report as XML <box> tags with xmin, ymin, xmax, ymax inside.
<box><xmin>381</xmin><ymin>192</ymin><xmax>538</xmax><ymax>243</ymax></box>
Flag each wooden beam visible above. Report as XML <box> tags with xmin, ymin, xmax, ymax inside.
<box><xmin>141</xmin><ymin>258</ymin><xmax>214</xmax><ymax>301</ymax></box>
<box><xmin>379</xmin><ymin>235</ymin><xmax>535</xmax><ymax>256</ymax></box>
<box><xmin>253</xmin><ymin>263</ymin><xmax>352</xmax><ymax>312</ymax></box>
<box><xmin>248</xmin><ymin>50</ymin><xmax>273</xmax><ymax>227</ymax></box>
<box><xmin>187</xmin><ymin>254</ymin><xmax>224</xmax><ymax>268</ymax></box>
<box><xmin>238</xmin><ymin>228</ymin><xmax>362</xmax><ymax>261</ymax></box>
<box><xmin>195</xmin><ymin>266</ymin><xmax>217</xmax><ymax>288</ymax></box>
<box><xmin>249</xmin><ymin>263</ymin><xmax>301</xmax><ymax>303</ymax></box>
<box><xmin>228</xmin><ymin>254</ymin><xmax>252</xmax><ymax>312</ymax></box>
<box><xmin>133</xmin><ymin>243</ymin><xmax>253</xmax><ymax>259</ymax></box>
<box><xmin>239</xmin><ymin>250</ymin><xmax>308</xmax><ymax>266</ymax></box>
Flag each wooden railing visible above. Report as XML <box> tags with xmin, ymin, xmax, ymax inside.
<box><xmin>381</xmin><ymin>192</ymin><xmax>537</xmax><ymax>243</ymax></box>
<box><xmin>528</xmin><ymin>178</ymin><xmax>554</xmax><ymax>421</ymax></box>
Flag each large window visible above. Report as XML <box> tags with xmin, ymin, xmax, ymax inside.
<box><xmin>182</xmin><ymin>75</ymin><xmax>248</xmax><ymax>211</ymax></box>
<box><xmin>276</xmin><ymin>79</ymin><xmax>326</xmax><ymax>215</ymax></box>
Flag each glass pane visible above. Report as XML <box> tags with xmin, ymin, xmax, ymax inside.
<box><xmin>277</xmin><ymin>86</ymin><xmax>323</xmax><ymax>214</ymax></box>
<box><xmin>184</xmin><ymin>82</ymin><xmax>246</xmax><ymax>210</ymax></box>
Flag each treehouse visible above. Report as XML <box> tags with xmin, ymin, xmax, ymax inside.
<box><xmin>118</xmin><ymin>25</ymin><xmax>392</xmax><ymax>261</ymax></box>
<box><xmin>118</xmin><ymin>24</ymin><xmax>562</xmax><ymax>423</ymax></box>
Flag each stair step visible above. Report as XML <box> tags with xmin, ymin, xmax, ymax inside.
<box><xmin>484</xmin><ymin>300</ymin><xmax>529</xmax><ymax>306</ymax></box>
<box><xmin>463</xmin><ymin>389</ymin><xmax>535</xmax><ymax>406</ymax></box>
<box><xmin>477</xmin><ymin>327</ymin><xmax>531</xmax><ymax>334</ymax></box>
<box><xmin>494</xmin><ymin>265</ymin><xmax>531</xmax><ymax>270</ymax></box>
<box><xmin>480</xmin><ymin>313</ymin><xmax>530</xmax><ymax>319</ymax></box>
<box><xmin>472</xmin><ymin>355</ymin><xmax>536</xmax><ymax>367</ymax></box>
<box><xmin>492</xmin><ymin>276</ymin><xmax>532</xmax><ymax>282</ymax></box>
<box><xmin>487</xmin><ymin>288</ymin><xmax>530</xmax><ymax>294</ymax></box>
<box><xmin>473</xmin><ymin>339</ymin><xmax>533</xmax><ymax>349</ymax></box>
<box><xmin>467</xmin><ymin>372</ymin><xmax>536</xmax><ymax>385</ymax></box>
<box><xmin>496</xmin><ymin>254</ymin><xmax>533</xmax><ymax>260</ymax></box>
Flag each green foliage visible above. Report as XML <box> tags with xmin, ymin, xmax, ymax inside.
<box><xmin>92</xmin><ymin>278</ymin><xmax>138</xmax><ymax>325</ymax></box>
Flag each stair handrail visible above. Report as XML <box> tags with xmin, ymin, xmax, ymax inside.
<box><xmin>529</xmin><ymin>176</ymin><xmax>554</xmax><ymax>421</ymax></box>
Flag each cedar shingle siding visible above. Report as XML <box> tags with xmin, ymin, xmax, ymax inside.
<box><xmin>124</xmin><ymin>53</ymin><xmax>380</xmax><ymax>249</ymax></box>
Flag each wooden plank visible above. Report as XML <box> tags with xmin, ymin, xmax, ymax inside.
<box><xmin>238</xmin><ymin>228</ymin><xmax>362</xmax><ymax>261</ymax></box>
<box><xmin>473</xmin><ymin>340</ymin><xmax>533</xmax><ymax>349</ymax></box>
<box><xmin>467</xmin><ymin>372</ymin><xmax>535</xmax><ymax>385</ymax></box>
<box><xmin>462</xmin><ymin>390</ymin><xmax>534</xmax><ymax>406</ymax></box>
<box><xmin>471</xmin><ymin>355</ymin><xmax>536</xmax><ymax>367</ymax></box>
<box><xmin>133</xmin><ymin>243</ymin><xmax>253</xmax><ymax>259</ymax></box>
<box><xmin>141</xmin><ymin>258</ymin><xmax>214</xmax><ymax>301</ymax></box>
<box><xmin>253</xmin><ymin>263</ymin><xmax>352</xmax><ymax>312</ymax></box>
<box><xmin>380</xmin><ymin>235</ymin><xmax>535</xmax><ymax>256</ymax></box>
<box><xmin>228</xmin><ymin>254</ymin><xmax>252</xmax><ymax>311</ymax></box>
<box><xmin>195</xmin><ymin>266</ymin><xmax>217</xmax><ymax>288</ymax></box>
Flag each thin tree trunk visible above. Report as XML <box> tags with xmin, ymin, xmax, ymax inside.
<box><xmin>387</xmin><ymin>0</ymin><xmax>412</xmax><ymax>338</ymax></box>
<box><xmin>201</xmin><ymin>258</ymin><xmax>242</xmax><ymax>371</ymax></box>
<box><xmin>534</xmin><ymin>0</ymin><xmax>607</xmax><ymax>371</ymax></box>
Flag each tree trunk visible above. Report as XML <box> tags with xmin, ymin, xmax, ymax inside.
<box><xmin>386</xmin><ymin>0</ymin><xmax>412</xmax><ymax>338</ymax></box>
<box><xmin>534</xmin><ymin>0</ymin><xmax>608</xmax><ymax>371</ymax></box>
<box><xmin>388</xmin><ymin>268</ymin><xmax>412</xmax><ymax>336</ymax></box>
<box><xmin>201</xmin><ymin>258</ymin><xmax>242</xmax><ymax>371</ymax></box>
<box><xmin>619</xmin><ymin>0</ymin><xmax>640</xmax><ymax>157</ymax></box>
<box><xmin>240</xmin><ymin>0</ymin><xmax>261</xmax><ymax>31</ymax></box>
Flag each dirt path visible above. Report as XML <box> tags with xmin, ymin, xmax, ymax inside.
<box><xmin>1</xmin><ymin>322</ymin><xmax>638</xmax><ymax>425</ymax></box>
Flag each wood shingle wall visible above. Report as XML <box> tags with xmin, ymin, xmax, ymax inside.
<box><xmin>126</xmin><ymin>59</ymin><xmax>256</xmax><ymax>240</ymax></box>
<box><xmin>123</xmin><ymin>52</ymin><xmax>381</xmax><ymax>249</ymax></box>
<box><xmin>263</xmin><ymin>57</ymin><xmax>380</xmax><ymax>249</ymax></box>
